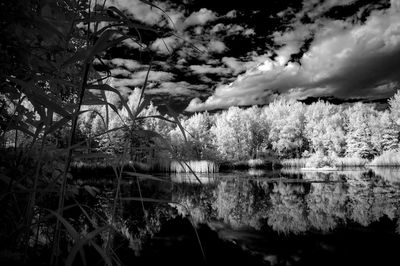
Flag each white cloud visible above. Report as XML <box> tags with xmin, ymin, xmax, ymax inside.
<box><xmin>121</xmin><ymin>38</ymin><xmax>144</xmax><ymax>49</ymax></box>
<box><xmin>110</xmin><ymin>68</ymin><xmax>131</xmax><ymax>77</ymax></box>
<box><xmin>110</xmin><ymin>71</ymin><xmax>174</xmax><ymax>88</ymax></box>
<box><xmin>297</xmin><ymin>0</ymin><xmax>359</xmax><ymax>20</ymax></box>
<box><xmin>225</xmin><ymin>10</ymin><xmax>237</xmax><ymax>18</ymax></box>
<box><xmin>194</xmin><ymin>26</ymin><xmax>203</xmax><ymax>35</ymax></box>
<box><xmin>109</xmin><ymin>58</ymin><xmax>141</xmax><ymax>70</ymax></box>
<box><xmin>186</xmin><ymin>2</ymin><xmax>400</xmax><ymax>111</ymax></box>
<box><xmin>190</xmin><ymin>64</ymin><xmax>231</xmax><ymax>75</ymax></box>
<box><xmin>145</xmin><ymin>81</ymin><xmax>208</xmax><ymax>96</ymax></box>
<box><xmin>184</xmin><ymin>8</ymin><xmax>217</xmax><ymax>28</ymax></box>
<box><xmin>222</xmin><ymin>57</ymin><xmax>248</xmax><ymax>75</ymax></box>
<box><xmin>211</xmin><ymin>23</ymin><xmax>255</xmax><ymax>37</ymax></box>
<box><xmin>227</xmin><ymin>25</ymin><xmax>245</xmax><ymax>35</ymax></box>
<box><xmin>243</xmin><ymin>29</ymin><xmax>255</xmax><ymax>36</ymax></box>
<box><xmin>210</xmin><ymin>23</ymin><xmax>226</xmax><ymax>34</ymax></box>
<box><xmin>208</xmin><ymin>40</ymin><xmax>227</xmax><ymax>53</ymax></box>
<box><xmin>150</xmin><ymin>35</ymin><xmax>182</xmax><ymax>55</ymax></box>
<box><xmin>107</xmin><ymin>0</ymin><xmax>163</xmax><ymax>25</ymax></box>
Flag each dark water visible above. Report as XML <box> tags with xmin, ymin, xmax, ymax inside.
<box><xmin>79</xmin><ymin>168</ymin><xmax>400</xmax><ymax>266</ymax></box>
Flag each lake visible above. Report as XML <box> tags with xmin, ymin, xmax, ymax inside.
<box><xmin>76</xmin><ymin>168</ymin><xmax>400</xmax><ymax>266</ymax></box>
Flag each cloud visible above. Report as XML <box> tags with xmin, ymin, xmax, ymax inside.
<box><xmin>110</xmin><ymin>71</ymin><xmax>174</xmax><ymax>88</ymax></box>
<box><xmin>145</xmin><ymin>81</ymin><xmax>208</xmax><ymax>96</ymax></box>
<box><xmin>243</xmin><ymin>29</ymin><xmax>256</xmax><ymax>36</ymax></box>
<box><xmin>107</xmin><ymin>0</ymin><xmax>163</xmax><ymax>25</ymax></box>
<box><xmin>210</xmin><ymin>23</ymin><xmax>256</xmax><ymax>36</ymax></box>
<box><xmin>225</xmin><ymin>10</ymin><xmax>237</xmax><ymax>18</ymax></box>
<box><xmin>120</xmin><ymin>38</ymin><xmax>144</xmax><ymax>49</ymax></box>
<box><xmin>190</xmin><ymin>64</ymin><xmax>231</xmax><ymax>75</ymax></box>
<box><xmin>109</xmin><ymin>58</ymin><xmax>142</xmax><ymax>70</ymax></box>
<box><xmin>222</xmin><ymin>57</ymin><xmax>252</xmax><ymax>75</ymax></box>
<box><xmin>207</xmin><ymin>40</ymin><xmax>227</xmax><ymax>53</ymax></box>
<box><xmin>296</xmin><ymin>0</ymin><xmax>359</xmax><ymax>20</ymax></box>
<box><xmin>184</xmin><ymin>8</ymin><xmax>217</xmax><ymax>28</ymax></box>
<box><xmin>110</xmin><ymin>68</ymin><xmax>132</xmax><ymax>77</ymax></box>
<box><xmin>185</xmin><ymin>2</ymin><xmax>400</xmax><ymax>111</ymax></box>
<box><xmin>150</xmin><ymin>35</ymin><xmax>182</xmax><ymax>55</ymax></box>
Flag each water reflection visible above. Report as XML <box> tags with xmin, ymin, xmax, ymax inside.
<box><xmin>171</xmin><ymin>169</ymin><xmax>400</xmax><ymax>235</ymax></box>
<box><xmin>70</xmin><ymin>168</ymin><xmax>400</xmax><ymax>265</ymax></box>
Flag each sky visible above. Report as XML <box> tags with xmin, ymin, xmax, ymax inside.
<box><xmin>101</xmin><ymin>0</ymin><xmax>400</xmax><ymax>113</ymax></box>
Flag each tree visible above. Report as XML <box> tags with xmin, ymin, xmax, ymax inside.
<box><xmin>211</xmin><ymin>106</ymin><xmax>267</xmax><ymax>160</ymax></box>
<box><xmin>304</xmin><ymin>101</ymin><xmax>346</xmax><ymax>156</ymax></box>
<box><xmin>389</xmin><ymin>90</ymin><xmax>400</xmax><ymax>126</ymax></box>
<box><xmin>345</xmin><ymin>103</ymin><xmax>377</xmax><ymax>159</ymax></box>
<box><xmin>370</xmin><ymin>111</ymin><xmax>399</xmax><ymax>153</ymax></box>
<box><xmin>170</xmin><ymin>112</ymin><xmax>216</xmax><ymax>160</ymax></box>
<box><xmin>264</xmin><ymin>98</ymin><xmax>306</xmax><ymax>158</ymax></box>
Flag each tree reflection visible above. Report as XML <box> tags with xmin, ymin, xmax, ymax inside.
<box><xmin>172</xmin><ymin>170</ymin><xmax>400</xmax><ymax>235</ymax></box>
<box><xmin>268</xmin><ymin>182</ymin><xmax>308</xmax><ymax>234</ymax></box>
<box><xmin>305</xmin><ymin>175</ymin><xmax>348</xmax><ymax>231</ymax></box>
<box><xmin>212</xmin><ymin>179</ymin><xmax>270</xmax><ymax>229</ymax></box>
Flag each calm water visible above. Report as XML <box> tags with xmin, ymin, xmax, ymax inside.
<box><xmin>79</xmin><ymin>168</ymin><xmax>400</xmax><ymax>265</ymax></box>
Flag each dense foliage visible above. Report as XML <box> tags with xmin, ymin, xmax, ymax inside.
<box><xmin>0</xmin><ymin>0</ymin><xmax>181</xmax><ymax>265</ymax></box>
<box><xmin>165</xmin><ymin>95</ymin><xmax>400</xmax><ymax>162</ymax></box>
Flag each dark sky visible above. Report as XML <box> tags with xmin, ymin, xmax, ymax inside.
<box><xmin>101</xmin><ymin>0</ymin><xmax>400</xmax><ymax>113</ymax></box>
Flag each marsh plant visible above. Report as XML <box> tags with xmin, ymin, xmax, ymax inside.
<box><xmin>0</xmin><ymin>0</ymin><xmax>192</xmax><ymax>265</ymax></box>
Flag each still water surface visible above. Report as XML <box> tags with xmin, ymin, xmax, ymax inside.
<box><xmin>82</xmin><ymin>168</ymin><xmax>400</xmax><ymax>265</ymax></box>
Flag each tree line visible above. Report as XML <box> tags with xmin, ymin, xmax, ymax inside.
<box><xmin>67</xmin><ymin>89</ymin><xmax>400</xmax><ymax>163</ymax></box>
<box><xmin>5</xmin><ymin>87</ymin><xmax>400</xmax><ymax>163</ymax></box>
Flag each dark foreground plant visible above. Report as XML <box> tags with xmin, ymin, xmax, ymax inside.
<box><xmin>0</xmin><ymin>0</ymin><xmax>202</xmax><ymax>265</ymax></box>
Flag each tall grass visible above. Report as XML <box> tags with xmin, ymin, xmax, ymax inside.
<box><xmin>369</xmin><ymin>150</ymin><xmax>400</xmax><ymax>166</ymax></box>
<box><xmin>170</xmin><ymin>160</ymin><xmax>219</xmax><ymax>173</ymax></box>
<box><xmin>281</xmin><ymin>156</ymin><xmax>369</xmax><ymax>168</ymax></box>
<box><xmin>334</xmin><ymin>157</ymin><xmax>369</xmax><ymax>167</ymax></box>
<box><xmin>281</xmin><ymin>158</ymin><xmax>308</xmax><ymax>168</ymax></box>
<box><xmin>0</xmin><ymin>1</ymin><xmax>199</xmax><ymax>265</ymax></box>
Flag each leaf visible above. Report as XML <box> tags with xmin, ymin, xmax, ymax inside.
<box><xmin>166</xmin><ymin>105</ymin><xmax>187</xmax><ymax>142</ymax></box>
<box><xmin>74</xmin><ymin>201</ymin><xmax>98</xmax><ymax>229</ymax></box>
<box><xmin>30</xmin><ymin>14</ymin><xmax>65</xmax><ymax>39</ymax></box>
<box><xmin>62</xmin><ymin>49</ymin><xmax>88</xmax><ymax>67</ymax></box>
<box><xmin>136</xmin><ymin>115</ymin><xmax>176</xmax><ymax>124</ymax></box>
<box><xmin>107</xmin><ymin>6</ymin><xmax>159</xmax><ymax>33</ymax></box>
<box><xmin>85</xmin><ymin>30</ymin><xmax>129</xmax><ymax>63</ymax></box>
<box><xmin>134</xmin><ymin>98</ymin><xmax>149</xmax><ymax>119</ymax></box>
<box><xmin>91</xmin><ymin>241</ymin><xmax>113</xmax><ymax>266</ymax></box>
<box><xmin>8</xmin><ymin>77</ymin><xmax>70</xmax><ymax>117</ymax></box>
<box><xmin>120</xmin><ymin>197</ymin><xmax>176</xmax><ymax>204</ymax></box>
<box><xmin>139</xmin><ymin>63</ymin><xmax>152</xmax><ymax>102</ymax></box>
<box><xmin>45</xmin><ymin>209</ymin><xmax>79</xmax><ymax>240</ymax></box>
<box><xmin>79</xmin><ymin>249</ymin><xmax>87</xmax><ymax>266</ymax></box>
<box><xmin>83</xmin><ymin>185</ymin><xmax>100</xmax><ymax>197</ymax></box>
<box><xmin>140</xmin><ymin>0</ymin><xmax>175</xmax><ymax>29</ymax></box>
<box><xmin>8</xmin><ymin>124</ymin><xmax>35</xmax><ymax>137</ymax></box>
<box><xmin>65</xmin><ymin>226</ymin><xmax>110</xmax><ymax>266</ymax></box>
<box><xmin>123</xmin><ymin>172</ymin><xmax>171</xmax><ymax>183</ymax></box>
<box><xmin>133</xmin><ymin>129</ymin><xmax>165</xmax><ymax>140</ymax></box>
<box><xmin>182</xmin><ymin>161</ymin><xmax>203</xmax><ymax>185</ymax></box>
<box><xmin>91</xmin><ymin>125</ymin><xmax>126</xmax><ymax>139</ymax></box>
<box><xmin>88</xmin><ymin>84</ymin><xmax>135</xmax><ymax>123</ymax></box>
<box><xmin>0</xmin><ymin>173</ymin><xmax>27</xmax><ymax>190</ymax></box>
<box><xmin>45</xmin><ymin>109</ymin><xmax>94</xmax><ymax>135</ymax></box>
<box><xmin>76</xmin><ymin>15</ymin><xmax>119</xmax><ymax>24</ymax></box>
<box><xmin>45</xmin><ymin>115</ymin><xmax>72</xmax><ymax>135</ymax></box>
<box><xmin>74</xmin><ymin>153</ymin><xmax>115</xmax><ymax>160</ymax></box>
<box><xmin>82</xmin><ymin>91</ymin><xmax>119</xmax><ymax>114</ymax></box>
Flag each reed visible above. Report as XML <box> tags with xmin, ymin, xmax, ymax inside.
<box><xmin>247</xmin><ymin>158</ymin><xmax>265</xmax><ymax>168</ymax></box>
<box><xmin>170</xmin><ymin>160</ymin><xmax>219</xmax><ymax>173</ymax></box>
<box><xmin>281</xmin><ymin>158</ymin><xmax>308</xmax><ymax>168</ymax></box>
<box><xmin>334</xmin><ymin>157</ymin><xmax>369</xmax><ymax>167</ymax></box>
<box><xmin>369</xmin><ymin>150</ymin><xmax>400</xmax><ymax>166</ymax></box>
